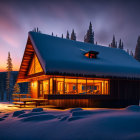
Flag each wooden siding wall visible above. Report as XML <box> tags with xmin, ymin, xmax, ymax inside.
<box><xmin>110</xmin><ymin>79</ymin><xmax>140</xmax><ymax>107</ymax></box>
<box><xmin>45</xmin><ymin>79</ymin><xmax>140</xmax><ymax>108</ymax></box>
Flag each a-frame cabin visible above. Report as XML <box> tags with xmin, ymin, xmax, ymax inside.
<box><xmin>16</xmin><ymin>31</ymin><xmax>140</xmax><ymax>108</ymax></box>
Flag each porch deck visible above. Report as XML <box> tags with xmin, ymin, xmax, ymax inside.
<box><xmin>12</xmin><ymin>94</ymin><xmax>48</xmax><ymax>107</ymax></box>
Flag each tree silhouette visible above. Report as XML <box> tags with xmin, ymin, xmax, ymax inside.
<box><xmin>130</xmin><ymin>50</ymin><xmax>134</xmax><ymax>57</ymax></box>
<box><xmin>110</xmin><ymin>35</ymin><xmax>117</xmax><ymax>48</ymax></box>
<box><xmin>84</xmin><ymin>22</ymin><xmax>94</xmax><ymax>44</ymax></box>
<box><xmin>71</xmin><ymin>29</ymin><xmax>76</xmax><ymax>41</ymax></box>
<box><xmin>32</xmin><ymin>27</ymin><xmax>41</xmax><ymax>33</ymax></box>
<box><xmin>6</xmin><ymin>52</ymin><xmax>13</xmax><ymax>101</ymax></box>
<box><xmin>62</xmin><ymin>34</ymin><xmax>64</xmax><ymax>39</ymax></box>
<box><xmin>13</xmin><ymin>83</ymin><xmax>20</xmax><ymax>94</ymax></box>
<box><xmin>118</xmin><ymin>39</ymin><xmax>124</xmax><ymax>49</ymax></box>
<box><xmin>66</xmin><ymin>31</ymin><xmax>69</xmax><ymax>39</ymax></box>
<box><xmin>135</xmin><ymin>36</ymin><xmax>140</xmax><ymax>61</ymax></box>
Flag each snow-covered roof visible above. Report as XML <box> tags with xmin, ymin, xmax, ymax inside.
<box><xmin>29</xmin><ymin>31</ymin><xmax>140</xmax><ymax>79</ymax></box>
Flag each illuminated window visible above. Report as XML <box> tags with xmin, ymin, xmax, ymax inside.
<box><xmin>65</xmin><ymin>79</ymin><xmax>77</xmax><ymax>94</ymax></box>
<box><xmin>49</xmin><ymin>78</ymin><xmax>109</xmax><ymax>95</ymax></box>
<box><xmin>86</xmin><ymin>80</ymin><xmax>109</xmax><ymax>95</ymax></box>
<box><xmin>43</xmin><ymin>80</ymin><xmax>49</xmax><ymax>95</ymax></box>
<box><xmin>28</xmin><ymin>54</ymin><xmax>43</xmax><ymax>75</ymax></box>
<box><xmin>78</xmin><ymin>79</ymin><xmax>86</xmax><ymax>94</ymax></box>
<box><xmin>84</xmin><ymin>51</ymin><xmax>99</xmax><ymax>58</ymax></box>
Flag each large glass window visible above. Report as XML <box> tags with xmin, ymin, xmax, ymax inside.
<box><xmin>56</xmin><ymin>78</ymin><xmax>64</xmax><ymax>94</ymax></box>
<box><xmin>87</xmin><ymin>79</ymin><xmax>109</xmax><ymax>95</ymax></box>
<box><xmin>65</xmin><ymin>79</ymin><xmax>77</xmax><ymax>94</ymax></box>
<box><xmin>28</xmin><ymin>54</ymin><xmax>43</xmax><ymax>75</ymax></box>
<box><xmin>43</xmin><ymin>80</ymin><xmax>49</xmax><ymax>95</ymax></box>
<box><xmin>78</xmin><ymin>79</ymin><xmax>86</xmax><ymax>94</ymax></box>
<box><xmin>49</xmin><ymin>78</ymin><xmax>109</xmax><ymax>95</ymax></box>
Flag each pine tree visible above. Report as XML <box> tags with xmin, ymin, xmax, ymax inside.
<box><xmin>130</xmin><ymin>50</ymin><xmax>134</xmax><ymax>57</ymax></box>
<box><xmin>127</xmin><ymin>49</ymin><xmax>129</xmax><ymax>54</ymax></box>
<box><xmin>111</xmin><ymin>35</ymin><xmax>117</xmax><ymax>48</ymax></box>
<box><xmin>84</xmin><ymin>22</ymin><xmax>94</xmax><ymax>44</ymax></box>
<box><xmin>13</xmin><ymin>83</ymin><xmax>20</xmax><ymax>94</ymax></box>
<box><xmin>119</xmin><ymin>39</ymin><xmax>122</xmax><ymax>49</ymax></box>
<box><xmin>6</xmin><ymin>52</ymin><xmax>13</xmax><ymax>101</ymax></box>
<box><xmin>62</xmin><ymin>34</ymin><xmax>64</xmax><ymax>39</ymax></box>
<box><xmin>32</xmin><ymin>27</ymin><xmax>41</xmax><ymax>33</ymax></box>
<box><xmin>66</xmin><ymin>31</ymin><xmax>69</xmax><ymax>39</ymax></box>
<box><xmin>135</xmin><ymin>36</ymin><xmax>140</xmax><ymax>61</ymax></box>
<box><xmin>96</xmin><ymin>41</ymin><xmax>97</xmax><ymax>45</ymax></box>
<box><xmin>71</xmin><ymin>29</ymin><xmax>76</xmax><ymax>41</ymax></box>
<box><xmin>52</xmin><ymin>32</ymin><xmax>54</xmax><ymax>36</ymax></box>
<box><xmin>118</xmin><ymin>39</ymin><xmax>124</xmax><ymax>49</ymax></box>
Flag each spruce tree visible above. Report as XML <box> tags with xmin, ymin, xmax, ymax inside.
<box><xmin>118</xmin><ymin>39</ymin><xmax>124</xmax><ymax>49</ymax></box>
<box><xmin>127</xmin><ymin>49</ymin><xmax>129</xmax><ymax>54</ymax></box>
<box><xmin>111</xmin><ymin>35</ymin><xmax>117</xmax><ymax>48</ymax></box>
<box><xmin>84</xmin><ymin>22</ymin><xmax>94</xmax><ymax>44</ymax></box>
<box><xmin>71</xmin><ymin>29</ymin><xmax>76</xmax><ymax>41</ymax></box>
<box><xmin>6</xmin><ymin>52</ymin><xmax>13</xmax><ymax>101</ymax></box>
<box><xmin>32</xmin><ymin>27</ymin><xmax>41</xmax><ymax>33</ymax></box>
<box><xmin>62</xmin><ymin>34</ymin><xmax>63</xmax><ymax>39</ymax></box>
<box><xmin>119</xmin><ymin>39</ymin><xmax>122</xmax><ymax>49</ymax></box>
<box><xmin>66</xmin><ymin>31</ymin><xmax>69</xmax><ymax>39</ymax></box>
<box><xmin>130</xmin><ymin>50</ymin><xmax>134</xmax><ymax>57</ymax></box>
<box><xmin>13</xmin><ymin>83</ymin><xmax>20</xmax><ymax>94</ymax></box>
<box><xmin>135</xmin><ymin>36</ymin><xmax>140</xmax><ymax>61</ymax></box>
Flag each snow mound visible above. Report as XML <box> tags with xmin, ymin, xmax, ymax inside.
<box><xmin>2</xmin><ymin>114</ymin><xmax>9</xmax><ymax>118</ymax></box>
<box><xmin>68</xmin><ymin>116</ymin><xmax>84</xmax><ymax>121</ymax></box>
<box><xmin>72</xmin><ymin>110</ymin><xmax>111</xmax><ymax>117</ymax></box>
<box><xmin>72</xmin><ymin>110</ymin><xmax>95</xmax><ymax>117</ymax></box>
<box><xmin>59</xmin><ymin>116</ymin><xmax>69</xmax><ymax>121</ymax></box>
<box><xmin>13</xmin><ymin>110</ymin><xmax>25</xmax><ymax>117</ymax></box>
<box><xmin>32</xmin><ymin>108</ymin><xmax>43</xmax><ymax>112</ymax></box>
<box><xmin>21</xmin><ymin>114</ymin><xmax>56</xmax><ymax>122</ymax></box>
<box><xmin>125</xmin><ymin>105</ymin><xmax>140</xmax><ymax>112</ymax></box>
<box><xmin>69</xmin><ymin>108</ymin><xmax>83</xmax><ymax>113</ymax></box>
<box><xmin>18</xmin><ymin>111</ymin><xmax>47</xmax><ymax>118</ymax></box>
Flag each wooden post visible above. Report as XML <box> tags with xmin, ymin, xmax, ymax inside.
<box><xmin>49</xmin><ymin>79</ymin><xmax>50</xmax><ymax>95</ymax></box>
<box><xmin>76</xmin><ymin>78</ymin><xmax>78</xmax><ymax>94</ymax></box>
<box><xmin>64</xmin><ymin>77</ymin><xmax>65</xmax><ymax>94</ymax></box>
<box><xmin>86</xmin><ymin>78</ymin><xmax>87</xmax><ymax>94</ymax></box>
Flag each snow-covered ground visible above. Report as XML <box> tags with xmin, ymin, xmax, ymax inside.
<box><xmin>0</xmin><ymin>102</ymin><xmax>140</xmax><ymax>140</ymax></box>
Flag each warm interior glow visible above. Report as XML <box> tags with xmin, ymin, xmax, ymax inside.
<box><xmin>49</xmin><ymin>78</ymin><xmax>109</xmax><ymax>95</ymax></box>
<box><xmin>28</xmin><ymin>54</ymin><xmax>43</xmax><ymax>75</ymax></box>
<box><xmin>84</xmin><ymin>52</ymin><xmax>96</xmax><ymax>58</ymax></box>
<box><xmin>30</xmin><ymin>77</ymin><xmax>109</xmax><ymax>98</ymax></box>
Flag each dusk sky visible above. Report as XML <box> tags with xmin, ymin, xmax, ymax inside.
<box><xmin>0</xmin><ymin>0</ymin><xmax>140</xmax><ymax>72</ymax></box>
